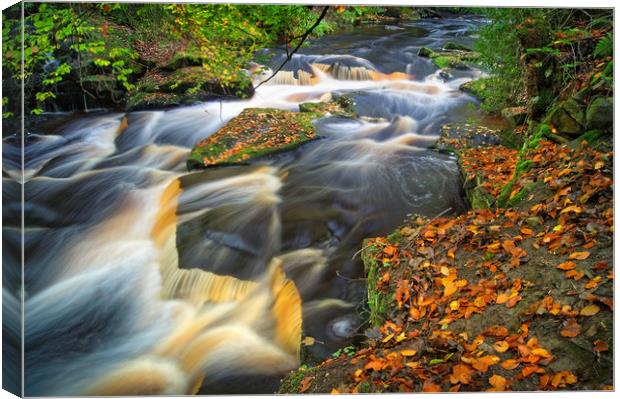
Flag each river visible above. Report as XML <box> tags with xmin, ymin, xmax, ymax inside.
<box><xmin>3</xmin><ymin>16</ymin><xmax>488</xmax><ymax>395</ymax></box>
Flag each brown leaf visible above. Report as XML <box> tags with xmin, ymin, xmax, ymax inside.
<box><xmin>593</xmin><ymin>340</ymin><xmax>609</xmax><ymax>353</ymax></box>
<box><xmin>560</xmin><ymin>319</ymin><xmax>581</xmax><ymax>338</ymax></box>
<box><xmin>299</xmin><ymin>376</ymin><xmax>314</xmax><ymax>393</ymax></box>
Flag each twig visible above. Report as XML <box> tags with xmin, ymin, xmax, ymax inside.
<box><xmin>253</xmin><ymin>6</ymin><xmax>329</xmax><ymax>90</ymax></box>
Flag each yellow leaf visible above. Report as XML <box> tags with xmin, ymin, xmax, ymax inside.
<box><xmin>579</xmin><ymin>304</ymin><xmax>600</xmax><ymax>316</ymax></box>
<box><xmin>450</xmin><ymin>300</ymin><xmax>460</xmax><ymax>310</ymax></box>
<box><xmin>401</xmin><ymin>349</ymin><xmax>417</xmax><ymax>357</ymax></box>
<box><xmin>302</xmin><ymin>336</ymin><xmax>316</xmax><ymax>346</ymax></box>
<box><xmin>382</xmin><ymin>333</ymin><xmax>394</xmax><ymax>343</ymax></box>
<box><xmin>569</xmin><ymin>251</ymin><xmax>590</xmax><ymax>260</ymax></box>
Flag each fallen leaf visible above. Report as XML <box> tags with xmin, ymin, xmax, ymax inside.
<box><xmin>557</xmin><ymin>261</ymin><xmax>576</xmax><ymax>270</ymax></box>
<box><xmin>500</xmin><ymin>359</ymin><xmax>521</xmax><ymax>370</ymax></box>
<box><xmin>299</xmin><ymin>376</ymin><xmax>314</xmax><ymax>393</ymax></box>
<box><xmin>450</xmin><ymin>364</ymin><xmax>474</xmax><ymax>385</ymax></box>
<box><xmin>488</xmin><ymin>375</ymin><xmax>507</xmax><ymax>391</ymax></box>
<box><xmin>400</xmin><ymin>349</ymin><xmax>417</xmax><ymax>357</ymax></box>
<box><xmin>560</xmin><ymin>319</ymin><xmax>581</xmax><ymax>337</ymax></box>
<box><xmin>593</xmin><ymin>340</ymin><xmax>609</xmax><ymax>353</ymax></box>
<box><xmin>493</xmin><ymin>341</ymin><xmax>510</xmax><ymax>353</ymax></box>
<box><xmin>569</xmin><ymin>251</ymin><xmax>590</xmax><ymax>260</ymax></box>
<box><xmin>422</xmin><ymin>380</ymin><xmax>441</xmax><ymax>392</ymax></box>
<box><xmin>579</xmin><ymin>304</ymin><xmax>600</xmax><ymax>316</ymax></box>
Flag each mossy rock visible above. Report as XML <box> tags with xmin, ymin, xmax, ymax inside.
<box><xmin>585</xmin><ymin>96</ymin><xmax>613</xmax><ymax>131</ymax></box>
<box><xmin>417</xmin><ymin>46</ymin><xmax>436</xmax><ymax>58</ymax></box>
<box><xmin>299</xmin><ymin>99</ymin><xmax>356</xmax><ymax>118</ymax></box>
<box><xmin>126</xmin><ymin>67</ymin><xmax>253</xmax><ymax>111</ymax></box>
<box><xmin>419</xmin><ymin>47</ymin><xmax>480</xmax><ymax>69</ymax></box>
<box><xmin>459</xmin><ymin>78</ymin><xmax>490</xmax><ymax>101</ymax></box>
<box><xmin>443</xmin><ymin>41</ymin><xmax>472</xmax><ymax>51</ymax></box>
<box><xmin>546</xmin><ymin>100</ymin><xmax>584</xmax><ymax>136</ymax></box>
<box><xmin>125</xmin><ymin>91</ymin><xmax>183</xmax><ymax>111</ymax></box>
<box><xmin>187</xmin><ymin>107</ymin><xmax>318</xmax><ymax>170</ymax></box>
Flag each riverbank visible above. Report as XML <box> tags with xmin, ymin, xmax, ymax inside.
<box><xmin>278</xmin><ymin>125</ymin><xmax>613</xmax><ymax>393</ymax></box>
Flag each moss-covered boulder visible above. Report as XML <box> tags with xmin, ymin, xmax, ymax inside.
<box><xmin>459</xmin><ymin>78</ymin><xmax>490</xmax><ymax>101</ymax></box>
<box><xmin>585</xmin><ymin>96</ymin><xmax>613</xmax><ymax>131</ymax></box>
<box><xmin>187</xmin><ymin>108</ymin><xmax>318</xmax><ymax>170</ymax></box>
<box><xmin>126</xmin><ymin>67</ymin><xmax>253</xmax><ymax>111</ymax></box>
<box><xmin>443</xmin><ymin>41</ymin><xmax>472</xmax><ymax>51</ymax></box>
<box><xmin>417</xmin><ymin>46</ymin><xmax>480</xmax><ymax>69</ymax></box>
<box><xmin>547</xmin><ymin>97</ymin><xmax>586</xmax><ymax>136</ymax></box>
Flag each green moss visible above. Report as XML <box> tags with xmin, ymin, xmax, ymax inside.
<box><xmin>277</xmin><ymin>366</ymin><xmax>314</xmax><ymax>394</ymax></box>
<box><xmin>362</xmin><ymin>240</ymin><xmax>393</xmax><ymax>327</ymax></box>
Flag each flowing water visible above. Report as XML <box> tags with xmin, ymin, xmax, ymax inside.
<box><xmin>3</xmin><ymin>17</ymin><xmax>488</xmax><ymax>395</ymax></box>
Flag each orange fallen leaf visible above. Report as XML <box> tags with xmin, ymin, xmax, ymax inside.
<box><xmin>531</xmin><ymin>348</ymin><xmax>552</xmax><ymax>358</ymax></box>
<box><xmin>488</xmin><ymin>375</ymin><xmax>507</xmax><ymax>391</ymax></box>
<box><xmin>557</xmin><ymin>261</ymin><xmax>576</xmax><ymax>270</ymax></box>
<box><xmin>496</xmin><ymin>291</ymin><xmax>510</xmax><ymax>304</ymax></box>
<box><xmin>422</xmin><ymin>380</ymin><xmax>442</xmax><ymax>392</ymax></box>
<box><xmin>500</xmin><ymin>359</ymin><xmax>521</xmax><ymax>370</ymax></box>
<box><xmin>473</xmin><ymin>355</ymin><xmax>500</xmax><ymax>372</ymax></box>
<box><xmin>493</xmin><ymin>341</ymin><xmax>510</xmax><ymax>353</ymax></box>
<box><xmin>400</xmin><ymin>349</ymin><xmax>417</xmax><ymax>357</ymax></box>
<box><xmin>450</xmin><ymin>364</ymin><xmax>474</xmax><ymax>385</ymax></box>
<box><xmin>565</xmin><ymin>270</ymin><xmax>585</xmax><ymax>280</ymax></box>
<box><xmin>522</xmin><ymin>365</ymin><xmax>543</xmax><ymax>377</ymax></box>
<box><xmin>299</xmin><ymin>376</ymin><xmax>314</xmax><ymax>393</ymax></box>
<box><xmin>569</xmin><ymin>251</ymin><xmax>590</xmax><ymax>260</ymax></box>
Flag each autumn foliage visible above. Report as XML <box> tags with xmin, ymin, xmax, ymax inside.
<box><xmin>286</xmin><ymin>135</ymin><xmax>612</xmax><ymax>393</ymax></box>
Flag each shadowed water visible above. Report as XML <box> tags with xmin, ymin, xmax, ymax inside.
<box><xmin>2</xmin><ymin>17</ymin><xmax>486</xmax><ymax>395</ymax></box>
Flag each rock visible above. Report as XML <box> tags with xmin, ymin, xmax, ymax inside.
<box><xmin>126</xmin><ymin>67</ymin><xmax>254</xmax><ymax>111</ymax></box>
<box><xmin>443</xmin><ymin>41</ymin><xmax>472</xmax><ymax>51</ymax></box>
<box><xmin>547</xmin><ymin>99</ymin><xmax>585</xmax><ymax>136</ymax></box>
<box><xmin>586</xmin><ymin>96</ymin><xmax>613</xmax><ymax>131</ymax></box>
<box><xmin>501</xmin><ymin>106</ymin><xmax>528</xmax><ymax>127</ymax></box>
<box><xmin>187</xmin><ymin>108</ymin><xmax>319</xmax><ymax>170</ymax></box>
<box><xmin>418</xmin><ymin>46</ymin><xmax>479</xmax><ymax>70</ymax></box>
<box><xmin>417</xmin><ymin>47</ymin><xmax>435</xmax><ymax>58</ymax></box>
<box><xmin>459</xmin><ymin>78</ymin><xmax>488</xmax><ymax>100</ymax></box>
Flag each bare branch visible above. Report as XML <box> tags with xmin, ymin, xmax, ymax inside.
<box><xmin>253</xmin><ymin>6</ymin><xmax>329</xmax><ymax>90</ymax></box>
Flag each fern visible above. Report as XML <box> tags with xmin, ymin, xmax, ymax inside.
<box><xmin>593</xmin><ymin>33</ymin><xmax>613</xmax><ymax>59</ymax></box>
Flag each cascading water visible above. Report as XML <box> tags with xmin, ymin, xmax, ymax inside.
<box><xmin>3</xmin><ymin>17</ymin><xmax>489</xmax><ymax>395</ymax></box>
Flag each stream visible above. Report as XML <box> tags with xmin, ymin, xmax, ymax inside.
<box><xmin>3</xmin><ymin>17</ymin><xmax>488</xmax><ymax>395</ymax></box>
